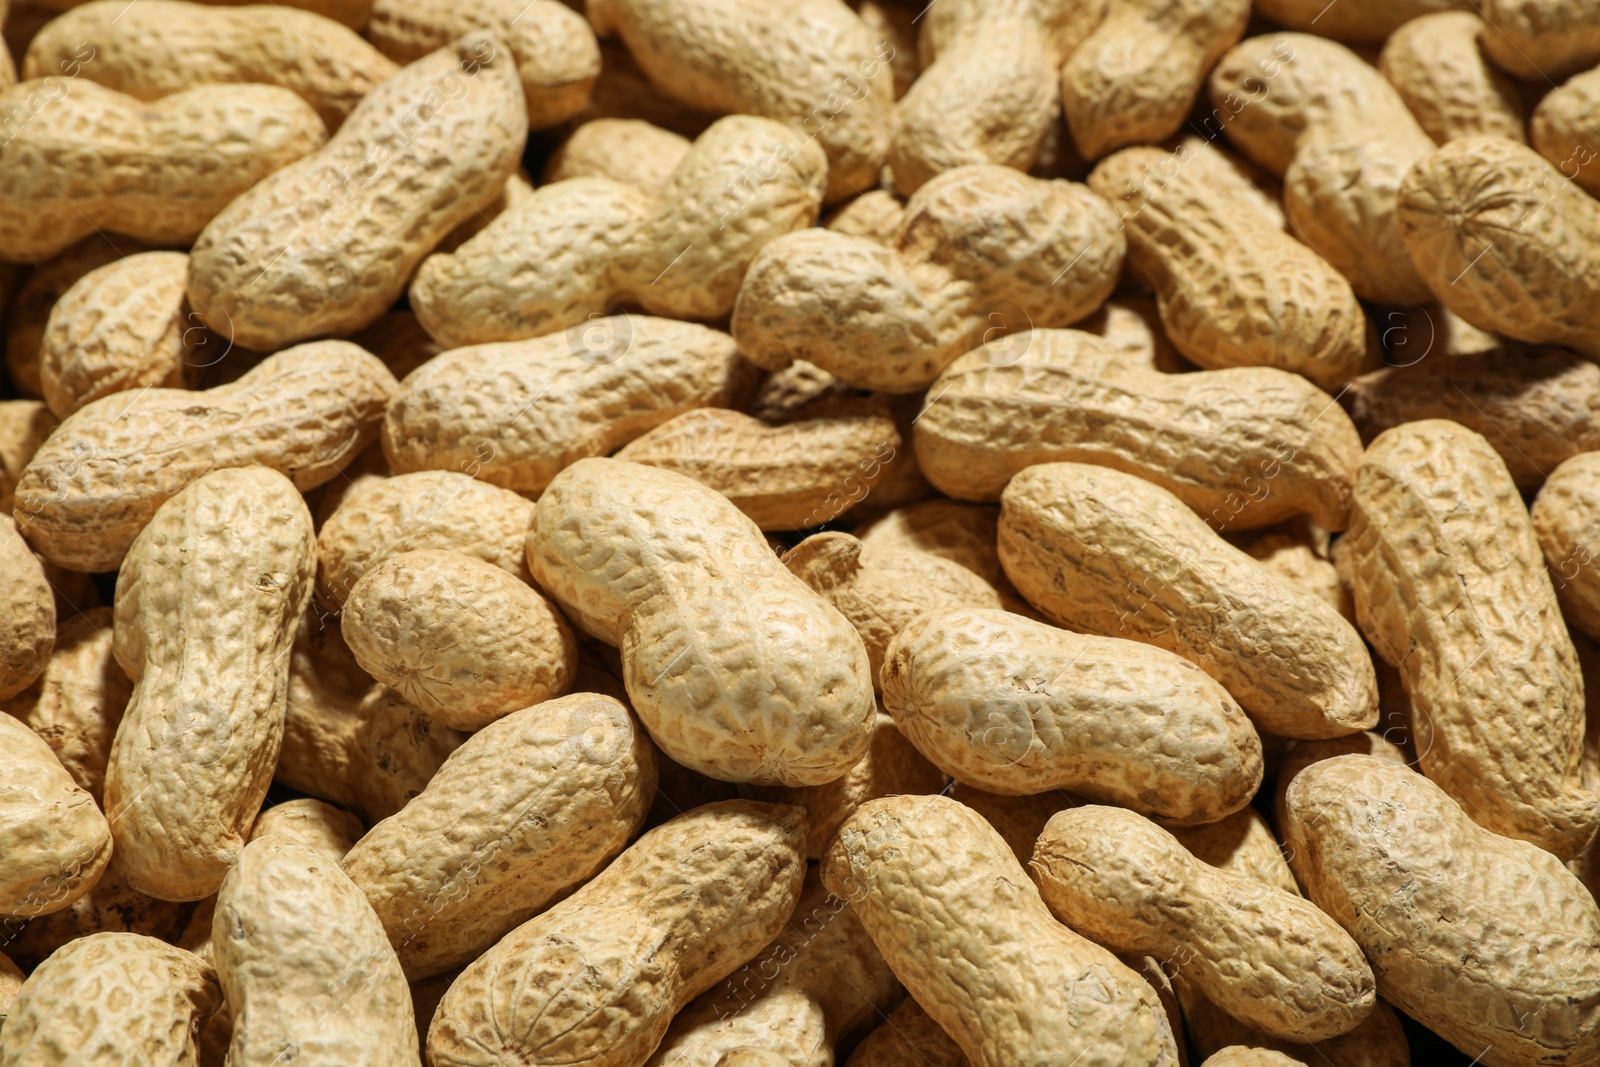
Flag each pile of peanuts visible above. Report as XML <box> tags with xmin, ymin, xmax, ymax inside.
<box><xmin>2</xmin><ymin>0</ymin><xmax>1600</xmax><ymax>1062</ymax></box>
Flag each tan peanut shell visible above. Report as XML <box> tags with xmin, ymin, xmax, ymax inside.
<box><xmin>646</xmin><ymin>871</ymin><xmax>900</xmax><ymax>1064</ymax></box>
<box><xmin>23</xmin><ymin>0</ymin><xmax>398</xmax><ymax>129</ymax></box>
<box><xmin>530</xmin><ymin>459</ymin><xmax>876</xmax><ymax>786</ymax></box>
<box><xmin>1343</xmin><ymin>349</ymin><xmax>1600</xmax><ymax>491</ymax></box>
<box><xmin>7</xmin><ymin>236</ymin><xmax>143</xmax><ymax>398</ymax></box>
<box><xmin>0</xmin><ymin>402</ymin><xmax>55</xmax><ymax>512</ymax></box>
<box><xmin>1397</xmin><ymin>136</ymin><xmax>1600</xmax><ymax>359</ymax></box>
<box><xmin>344</xmin><ymin>692</ymin><xmax>655</xmax><ymax>979</ymax></box>
<box><xmin>0</xmin><ymin>79</ymin><xmax>325</xmax><ymax>264</ymax></box>
<box><xmin>999</xmin><ymin>462</ymin><xmax>1378</xmax><ymax>739</ymax></box>
<box><xmin>823</xmin><ymin>191</ymin><xmax>905</xmax><ymax>248</ymax></box>
<box><xmin>342</xmin><ymin>549</ymin><xmax>575</xmax><ymax>732</ymax></box>
<box><xmin>1</xmin><ymin>607</ymin><xmax>129</xmax><ymax>805</ymax></box>
<box><xmin>5</xmin><ymin>856</ymin><xmax>191</xmax><ymax>971</ymax></box>
<box><xmin>1482</xmin><ymin>0</ymin><xmax>1600</xmax><ymax>78</ymax></box>
<box><xmin>854</xmin><ymin>499</ymin><xmax>1008</xmax><ymax>587</ymax></box>
<box><xmin>887</xmin><ymin>0</ymin><xmax>1099</xmax><ymax>193</ymax></box>
<box><xmin>427</xmin><ymin>800</ymin><xmax>807</xmax><ymax>1067</ymax></box>
<box><xmin>1532</xmin><ymin>65</ymin><xmax>1600</xmax><ymax>196</ymax></box>
<box><xmin>1033</xmin><ymin>805</ymin><xmax>1376</xmax><ymax>1042</ymax></box>
<box><xmin>845</xmin><ymin>996</ymin><xmax>968</xmax><ymax>1067</ymax></box>
<box><xmin>821</xmin><ymin>793</ymin><xmax>1180</xmax><ymax>1067</ymax></box>
<box><xmin>0</xmin><ymin>933</ymin><xmax>222</xmax><ymax>1065</ymax></box>
<box><xmin>1231</xmin><ymin>519</ymin><xmax>1353</xmax><ymax>623</ymax></box>
<box><xmin>733</xmin><ymin>164</ymin><xmax>1124</xmax><ymax>394</ymax></box>
<box><xmin>105</xmin><ymin>467</ymin><xmax>315</xmax><ymax>902</ymax></box>
<box><xmin>947</xmin><ymin>782</ymin><xmax>1078</xmax><ymax>864</ymax></box>
<box><xmin>588</xmin><ymin>0</ymin><xmax>892</xmax><ymax>203</ymax></box>
<box><xmin>1087</xmin><ymin>141</ymin><xmax>1372</xmax><ymax>391</ymax></box>
<box><xmin>1202</xmin><ymin>1051</ymin><xmax>1306</xmax><ymax>1067</ymax></box>
<box><xmin>884</xmin><ymin>608</ymin><xmax>1262</xmax><ymax>823</ymax></box>
<box><xmin>0</xmin><ymin>713</ymin><xmax>110</xmax><ymax>920</ymax></box>
<box><xmin>1379</xmin><ymin>13</ymin><xmax>1525</xmax><ymax>145</ymax></box>
<box><xmin>316</xmin><ymin>471</ymin><xmax>533</xmax><ymax>607</ymax></box>
<box><xmin>617</xmin><ymin>408</ymin><xmax>899</xmax><ymax>531</ymax></box>
<box><xmin>916</xmin><ymin>327</ymin><xmax>1362</xmax><ymax>529</ymax></box>
<box><xmin>37</xmin><ymin>250</ymin><xmax>199</xmax><ymax>419</ymax></box>
<box><xmin>1182</xmin><ymin>991</ymin><xmax>1412</xmax><ymax>1067</ymax></box>
<box><xmin>1169</xmin><ymin>807</ymin><xmax>1299</xmax><ymax>896</ymax></box>
<box><xmin>1535</xmin><ymin>452</ymin><xmax>1600</xmax><ymax>643</ymax></box>
<box><xmin>15</xmin><ymin>340</ymin><xmax>395</xmax><ymax>572</ymax></box>
<box><xmin>1284</xmin><ymin>755</ymin><xmax>1600</xmax><ymax>1067</ymax></box>
<box><xmin>0</xmin><ymin>515</ymin><xmax>53</xmax><ymax>700</ymax></box>
<box><xmin>1209</xmin><ymin>34</ymin><xmax>1434</xmax><ymax>306</ymax></box>
<box><xmin>367</xmin><ymin>0</ymin><xmax>597</xmax><ymax>127</ymax></box>
<box><xmin>1078</xmin><ymin>294</ymin><xmax>1194</xmax><ymax>374</ymax></box>
<box><xmin>215</xmin><ymin>838</ymin><xmax>419</xmax><ymax>1066</ymax></box>
<box><xmin>1346</xmin><ymin>420</ymin><xmax>1598</xmax><ymax>858</ymax></box>
<box><xmin>251</xmin><ymin>798</ymin><xmax>364</xmax><ymax>860</ymax></box>
<box><xmin>1062</xmin><ymin>0</ymin><xmax>1249</xmax><ymax>160</ymax></box>
<box><xmin>543</xmin><ymin>117</ymin><xmax>691</xmax><ymax>190</ymax></box>
<box><xmin>383</xmin><ymin>315</ymin><xmax>754</xmax><ymax>494</ymax></box>
<box><xmin>186</xmin><ymin>34</ymin><xmax>525</xmax><ymax>351</ymax></box>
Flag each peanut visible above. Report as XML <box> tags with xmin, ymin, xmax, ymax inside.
<box><xmin>367</xmin><ymin>0</ymin><xmax>598</xmax><ymax>128</ymax></box>
<box><xmin>1169</xmin><ymin>807</ymin><xmax>1299</xmax><ymax>896</ymax></box>
<box><xmin>1397</xmin><ymin>136</ymin><xmax>1600</xmax><ymax>358</ymax></box>
<box><xmin>588</xmin><ymin>0</ymin><xmax>893</xmax><ymax>203</ymax></box>
<box><xmin>543</xmin><ymin>117</ymin><xmax>691</xmax><ymax>191</ymax></box>
<box><xmin>0</xmin><ymin>933</ymin><xmax>222</xmax><ymax>1065</ymax></box>
<box><xmin>427</xmin><ymin>800</ymin><xmax>807</xmax><ymax>1067</ymax></box>
<box><xmin>1345</xmin><ymin>419</ymin><xmax>1598</xmax><ymax>857</ymax></box>
<box><xmin>347</xmin><ymin>310</ymin><xmax>442</xmax><ymax>383</ymax></box>
<box><xmin>1532</xmin><ymin>65</ymin><xmax>1600</xmax><ymax>196</ymax></box>
<box><xmin>0</xmin><ymin>403</ymin><xmax>53</xmax><ymax>512</ymax></box>
<box><xmin>998</xmin><ymin>462</ymin><xmax>1378</xmax><ymax>739</ymax></box>
<box><xmin>1182</xmin><ymin>995</ymin><xmax>1413</xmax><ymax>1067</ymax></box>
<box><xmin>214</xmin><ymin>837</ymin><xmax>418</xmax><ymax>1066</ymax></box>
<box><xmin>915</xmin><ymin>327</ymin><xmax>1362</xmax><ymax>527</ymax></box>
<box><xmin>1078</xmin><ymin>293</ymin><xmax>1195</xmax><ymax>374</ymax></box>
<box><xmin>1283</xmin><ymin>754</ymin><xmax>1600</xmax><ymax>1066</ymax></box>
<box><xmin>22</xmin><ymin>0</ymin><xmax>398</xmax><ymax>129</ymax></box>
<box><xmin>1202</xmin><ymin>1051</ymin><xmax>1306</xmax><ymax>1067</ymax></box>
<box><xmin>529</xmin><ymin>458</ymin><xmax>876</xmax><ymax>785</ymax></box>
<box><xmin>883</xmin><ymin>608</ymin><xmax>1263</xmax><ymax>822</ymax></box>
<box><xmin>186</xmin><ymin>34</ymin><xmax>525</xmax><ymax>352</ymax></box>
<box><xmin>946</xmin><ymin>781</ymin><xmax>1078</xmax><ymax>864</ymax></box>
<box><xmin>343</xmin><ymin>692</ymin><xmax>655</xmax><ymax>979</ymax></box>
<box><xmin>1481</xmin><ymin>0</ymin><xmax>1600</xmax><ymax>78</ymax></box>
<box><xmin>0</xmin><ymin>79</ymin><xmax>325</xmax><ymax>264</ymax></box>
<box><xmin>382</xmin><ymin>315</ymin><xmax>754</xmax><ymax>494</ymax></box>
<box><xmin>0</xmin><ymin>952</ymin><xmax>19</xmax><ymax>1030</ymax></box>
<box><xmin>250</xmin><ymin>798</ymin><xmax>364</xmax><ymax>861</ymax></box>
<box><xmin>574</xmin><ymin>39</ymin><xmax>720</xmax><ymax>137</ymax></box>
<box><xmin>1209</xmin><ymin>34</ymin><xmax>1435</xmax><ymax>305</ymax></box>
<box><xmin>844</xmin><ymin>996</ymin><xmax>967</xmax><ymax>1067</ymax></box>
<box><xmin>1379</xmin><ymin>13</ymin><xmax>1525</xmax><ymax>144</ymax></box>
<box><xmin>105</xmin><ymin>467</ymin><xmax>315</xmax><ymax>902</ymax></box>
<box><xmin>410</xmin><ymin>116</ymin><xmax>825</xmax><ymax>348</ymax></box>
<box><xmin>5</xmin><ymin>856</ymin><xmax>191</xmax><ymax>972</ymax></box>
<box><xmin>1230</xmin><ymin>519</ymin><xmax>1353</xmax><ymax>622</ymax></box>
<box><xmin>7</xmin><ymin>239</ymin><xmax>145</xmax><ymax>398</ymax></box>
<box><xmin>1535</xmin><ymin>451</ymin><xmax>1600</xmax><ymax>642</ymax></box>
<box><xmin>15</xmin><ymin>340</ymin><xmax>395</xmax><ymax>572</ymax></box>
<box><xmin>0</xmin><ymin>713</ymin><xmax>110</xmax><ymax>920</ymax></box>
<box><xmin>0</xmin><ymin>514</ymin><xmax>52</xmax><ymax>700</ymax></box>
<box><xmin>821</xmin><ymin>793</ymin><xmax>1181</xmax><ymax>1066</ymax></box>
<box><xmin>1248</xmin><ymin>0</ymin><xmax>1465</xmax><ymax>42</ymax></box>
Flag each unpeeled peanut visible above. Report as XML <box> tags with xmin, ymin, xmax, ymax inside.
<box><xmin>1378</xmin><ymin>12</ymin><xmax>1525</xmax><ymax>144</ymax></box>
<box><xmin>0</xmin><ymin>401</ymin><xmax>55</xmax><ymax>512</ymax></box>
<box><xmin>0</xmin><ymin>514</ymin><xmax>53</xmax><ymax>700</ymax></box>
<box><xmin>542</xmin><ymin>117</ymin><xmax>691</xmax><ymax>190</ymax></box>
<box><xmin>1535</xmin><ymin>451</ymin><xmax>1600</xmax><ymax>643</ymax></box>
<box><xmin>5</xmin><ymin>236</ymin><xmax>139</xmax><ymax>397</ymax></box>
<box><xmin>844</xmin><ymin>996</ymin><xmax>967</xmax><ymax>1067</ymax></box>
<box><xmin>1481</xmin><ymin>0</ymin><xmax>1600</xmax><ymax>78</ymax></box>
<box><xmin>1532</xmin><ymin>65</ymin><xmax>1600</xmax><ymax>197</ymax></box>
<box><xmin>0</xmin><ymin>713</ymin><xmax>111</xmax><ymax>921</ymax></box>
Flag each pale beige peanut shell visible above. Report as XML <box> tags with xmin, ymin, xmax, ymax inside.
<box><xmin>1251</xmin><ymin>0</ymin><xmax>1466</xmax><ymax>42</ymax></box>
<box><xmin>854</xmin><ymin>498</ymin><xmax>1038</xmax><ymax>616</ymax></box>
<box><xmin>186</xmin><ymin>34</ymin><xmax>525</xmax><ymax>351</ymax></box>
<box><xmin>1342</xmin><ymin>349</ymin><xmax>1600</xmax><ymax>491</ymax></box>
<box><xmin>427</xmin><ymin>800</ymin><xmax>807</xmax><ymax>1067</ymax></box>
<box><xmin>1202</xmin><ymin>1051</ymin><xmax>1307</xmax><ymax>1067</ymax></box>
<box><xmin>1062</xmin><ymin>0</ymin><xmax>1250</xmax><ymax>159</ymax></box>
<box><xmin>588</xmin><ymin>0</ymin><xmax>892</xmax><ymax>203</ymax></box>
<box><xmin>1208</xmin><ymin>34</ymin><xmax>1435</xmax><ymax>306</ymax></box>
<box><xmin>1</xmin><ymin>607</ymin><xmax>128</xmax><ymax>805</ymax></box>
<box><xmin>410</xmin><ymin>116</ymin><xmax>826</xmax><ymax>349</ymax></box>
<box><xmin>1379</xmin><ymin>13</ymin><xmax>1525</xmax><ymax>144</ymax></box>
<box><xmin>616</xmin><ymin>406</ymin><xmax>899</xmax><ymax>531</ymax></box>
<box><xmin>783</xmin><ymin>532</ymin><xmax>1003</xmax><ymax>690</ymax></box>
<box><xmin>1532</xmin><ymin>65</ymin><xmax>1600</xmax><ymax>196</ymax></box>
<box><xmin>37</xmin><ymin>250</ymin><xmax>199</xmax><ymax>419</ymax></box>
<box><xmin>0</xmin><ymin>79</ymin><xmax>325</xmax><ymax>264</ymax></box>
<box><xmin>1033</xmin><ymin>804</ymin><xmax>1376</xmax><ymax>1042</ymax></box>
<box><xmin>311</xmin><ymin>439</ymin><xmax>391</xmax><ymax>530</ymax></box>
<box><xmin>0</xmin><ymin>713</ymin><xmax>111</xmax><ymax>920</ymax></box>
<box><xmin>22</xmin><ymin>0</ymin><xmax>397</xmax><ymax>129</ymax></box>
<box><xmin>0</xmin><ymin>933</ymin><xmax>222</xmax><ymax>1065</ymax></box>
<box><xmin>1284</xmin><ymin>755</ymin><xmax>1600</xmax><ymax>1066</ymax></box>
<box><xmin>822</xmin><ymin>188</ymin><xmax>905</xmax><ymax>246</ymax></box>
<box><xmin>646</xmin><ymin>870</ymin><xmax>900</xmax><ymax>1064</ymax></box>
<box><xmin>1077</xmin><ymin>293</ymin><xmax>1196</xmax><ymax>374</ymax></box>
<box><xmin>948</xmin><ymin>782</ymin><xmax>1078</xmax><ymax>865</ymax></box>
<box><xmin>215</xmin><ymin>838</ymin><xmax>418</xmax><ymax>1066</ymax></box>
<box><xmin>1230</xmin><ymin>519</ymin><xmax>1352</xmax><ymax>623</ymax></box>
<box><xmin>343</xmin><ymin>692</ymin><xmax>655</xmax><ymax>980</ymax></box>
<box><xmin>341</xmin><ymin>549</ymin><xmax>575</xmax><ymax>732</ymax></box>
<box><xmin>852</xmin><ymin>0</ymin><xmax>918</xmax><ymax>98</ymax></box>
<box><xmin>382</xmin><ymin>315</ymin><xmax>754</xmax><ymax>494</ymax></box>
<box><xmin>1087</xmin><ymin>140</ymin><xmax>1372</xmax><ymax>391</ymax></box>
<box><xmin>316</xmin><ymin>471</ymin><xmax>533</xmax><ymax>607</ymax></box>
<box><xmin>822</xmin><ymin>794</ymin><xmax>1180</xmax><ymax>1067</ymax></box>
<box><xmin>7</xmin><ymin>236</ymin><xmax>146</xmax><ymax>398</ymax></box>
<box><xmin>367</xmin><ymin>0</ymin><xmax>596</xmax><ymax>127</ymax></box>
<box><xmin>1397</xmin><ymin>136</ymin><xmax>1600</xmax><ymax>359</ymax></box>
<box><xmin>1535</xmin><ymin>452</ymin><xmax>1600</xmax><ymax>643</ymax></box>
<box><xmin>0</xmin><ymin>514</ymin><xmax>53</xmax><ymax>700</ymax></box>
<box><xmin>915</xmin><ymin>328</ymin><xmax>1362</xmax><ymax>529</ymax></box>
<box><xmin>1481</xmin><ymin>0</ymin><xmax>1600</xmax><ymax>79</ymax></box>
<box><xmin>543</xmin><ymin>117</ymin><xmax>692</xmax><ymax>191</ymax></box>
<box><xmin>999</xmin><ymin>462</ymin><xmax>1378</xmax><ymax>740</ymax></box>
<box><xmin>0</xmin><ymin>402</ymin><xmax>53</xmax><ymax>513</ymax></box>
<box><xmin>1169</xmin><ymin>806</ymin><xmax>1299</xmax><ymax>895</ymax></box>
<box><xmin>732</xmin><ymin>164</ymin><xmax>1125</xmax><ymax>394</ymax></box>
<box><xmin>530</xmin><ymin>459</ymin><xmax>876</xmax><ymax>786</ymax></box>
<box><xmin>884</xmin><ymin>608</ymin><xmax>1261</xmax><ymax>821</ymax></box>
<box><xmin>106</xmin><ymin>467</ymin><xmax>316</xmax><ymax>902</ymax></box>
<box><xmin>1346</xmin><ymin>419</ymin><xmax>1597</xmax><ymax>858</ymax></box>
<box><xmin>844</xmin><ymin>996</ymin><xmax>968</xmax><ymax>1067</ymax></box>
<box><xmin>15</xmin><ymin>340</ymin><xmax>396</xmax><ymax>573</ymax></box>
<box><xmin>742</xmin><ymin>712</ymin><xmax>950</xmax><ymax>859</ymax></box>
